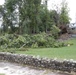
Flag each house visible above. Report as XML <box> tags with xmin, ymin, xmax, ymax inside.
<box><xmin>0</xmin><ymin>18</ymin><xmax>3</xmax><ymax>28</ymax></box>
<box><xmin>67</xmin><ymin>23</ymin><xmax>76</xmax><ymax>34</ymax></box>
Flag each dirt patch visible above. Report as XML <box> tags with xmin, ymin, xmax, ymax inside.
<box><xmin>59</xmin><ymin>33</ymin><xmax>72</xmax><ymax>40</ymax></box>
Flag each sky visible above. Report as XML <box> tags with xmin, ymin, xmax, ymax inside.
<box><xmin>48</xmin><ymin>0</ymin><xmax>76</xmax><ymax>23</ymax></box>
<box><xmin>0</xmin><ymin>0</ymin><xmax>76</xmax><ymax>23</ymax></box>
<box><xmin>0</xmin><ymin>0</ymin><xmax>4</xmax><ymax>5</ymax></box>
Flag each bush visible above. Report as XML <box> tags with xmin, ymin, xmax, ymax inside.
<box><xmin>0</xmin><ymin>33</ymin><xmax>68</xmax><ymax>49</ymax></box>
<box><xmin>53</xmin><ymin>41</ymin><xmax>69</xmax><ymax>48</ymax></box>
<box><xmin>31</xmin><ymin>42</ymin><xmax>38</xmax><ymax>48</ymax></box>
<box><xmin>0</xmin><ymin>48</ymin><xmax>16</xmax><ymax>53</ymax></box>
<box><xmin>46</xmin><ymin>37</ymin><xmax>55</xmax><ymax>47</ymax></box>
<box><xmin>31</xmin><ymin>33</ymin><xmax>47</xmax><ymax>47</ymax></box>
<box><xmin>51</xmin><ymin>25</ymin><xmax>61</xmax><ymax>39</ymax></box>
<box><xmin>0</xmin><ymin>36</ymin><xmax>8</xmax><ymax>45</ymax></box>
<box><xmin>8</xmin><ymin>35</ymin><xmax>26</xmax><ymax>48</ymax></box>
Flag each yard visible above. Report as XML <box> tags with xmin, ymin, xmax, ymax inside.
<box><xmin>0</xmin><ymin>37</ymin><xmax>76</xmax><ymax>60</ymax></box>
<box><xmin>16</xmin><ymin>38</ymin><xmax>76</xmax><ymax>60</ymax></box>
<box><xmin>0</xmin><ymin>74</ymin><xmax>5</xmax><ymax>75</ymax></box>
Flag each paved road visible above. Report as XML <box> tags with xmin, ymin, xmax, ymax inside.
<box><xmin>0</xmin><ymin>61</ymin><xmax>74</xmax><ymax>75</ymax></box>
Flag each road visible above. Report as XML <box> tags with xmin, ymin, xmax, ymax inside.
<box><xmin>0</xmin><ymin>61</ymin><xmax>74</xmax><ymax>75</ymax></box>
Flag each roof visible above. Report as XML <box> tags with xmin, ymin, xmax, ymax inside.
<box><xmin>68</xmin><ymin>23</ymin><xmax>76</xmax><ymax>28</ymax></box>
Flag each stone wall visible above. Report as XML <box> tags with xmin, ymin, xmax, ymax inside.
<box><xmin>0</xmin><ymin>52</ymin><xmax>76</xmax><ymax>73</ymax></box>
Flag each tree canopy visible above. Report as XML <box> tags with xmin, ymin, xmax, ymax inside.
<box><xmin>0</xmin><ymin>0</ymin><xmax>70</xmax><ymax>34</ymax></box>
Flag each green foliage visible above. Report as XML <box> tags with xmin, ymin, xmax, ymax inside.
<box><xmin>0</xmin><ymin>36</ymin><xmax>8</xmax><ymax>45</ymax></box>
<box><xmin>51</xmin><ymin>25</ymin><xmax>61</xmax><ymax>39</ymax></box>
<box><xmin>16</xmin><ymin>39</ymin><xmax>76</xmax><ymax>60</ymax></box>
<box><xmin>59</xmin><ymin>0</ymin><xmax>70</xmax><ymax>25</ymax></box>
<box><xmin>53</xmin><ymin>42</ymin><xmax>66</xmax><ymax>48</ymax></box>
<box><xmin>0</xmin><ymin>74</ymin><xmax>5</xmax><ymax>75</ymax></box>
<box><xmin>0</xmin><ymin>48</ymin><xmax>16</xmax><ymax>53</ymax></box>
<box><xmin>31</xmin><ymin>33</ymin><xmax>46</xmax><ymax>47</ymax></box>
<box><xmin>0</xmin><ymin>34</ymin><xmax>68</xmax><ymax>49</ymax></box>
<box><xmin>46</xmin><ymin>36</ymin><xmax>56</xmax><ymax>47</ymax></box>
<box><xmin>8</xmin><ymin>35</ymin><xmax>26</xmax><ymax>48</ymax></box>
<box><xmin>0</xmin><ymin>0</ymin><xmax>70</xmax><ymax>35</ymax></box>
<box><xmin>49</xmin><ymin>10</ymin><xmax>59</xmax><ymax>26</ymax></box>
<box><xmin>31</xmin><ymin>42</ymin><xmax>38</xmax><ymax>48</ymax></box>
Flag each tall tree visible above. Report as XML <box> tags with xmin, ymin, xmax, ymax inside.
<box><xmin>59</xmin><ymin>0</ymin><xmax>70</xmax><ymax>25</ymax></box>
<box><xmin>49</xmin><ymin>10</ymin><xmax>59</xmax><ymax>26</ymax></box>
<box><xmin>0</xmin><ymin>5</ymin><xmax>9</xmax><ymax>32</ymax></box>
<box><xmin>0</xmin><ymin>0</ymin><xmax>70</xmax><ymax>34</ymax></box>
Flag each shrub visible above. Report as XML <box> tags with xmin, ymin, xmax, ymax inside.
<box><xmin>0</xmin><ymin>48</ymin><xmax>16</xmax><ymax>53</ymax></box>
<box><xmin>8</xmin><ymin>35</ymin><xmax>26</xmax><ymax>48</ymax></box>
<box><xmin>46</xmin><ymin>37</ymin><xmax>55</xmax><ymax>47</ymax></box>
<box><xmin>53</xmin><ymin>41</ymin><xmax>67</xmax><ymax>48</ymax></box>
<box><xmin>0</xmin><ymin>33</ymin><xmax>69</xmax><ymax>49</ymax></box>
<box><xmin>31</xmin><ymin>42</ymin><xmax>38</xmax><ymax>48</ymax></box>
<box><xmin>0</xmin><ymin>36</ymin><xmax>8</xmax><ymax>45</ymax></box>
<box><xmin>51</xmin><ymin>25</ymin><xmax>61</xmax><ymax>39</ymax></box>
<box><xmin>31</xmin><ymin>33</ymin><xmax>47</xmax><ymax>47</ymax></box>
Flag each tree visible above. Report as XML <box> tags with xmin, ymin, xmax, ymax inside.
<box><xmin>5</xmin><ymin>0</ymin><xmax>19</xmax><ymax>33</ymax></box>
<box><xmin>59</xmin><ymin>0</ymin><xmax>70</xmax><ymax>25</ymax></box>
<box><xmin>0</xmin><ymin>0</ymin><xmax>70</xmax><ymax>35</ymax></box>
<box><xmin>0</xmin><ymin>5</ymin><xmax>9</xmax><ymax>33</ymax></box>
<box><xmin>57</xmin><ymin>0</ymin><xmax>71</xmax><ymax>34</ymax></box>
<box><xmin>6</xmin><ymin>0</ymin><xmax>41</xmax><ymax>34</ymax></box>
<box><xmin>49</xmin><ymin>10</ymin><xmax>59</xmax><ymax>26</ymax></box>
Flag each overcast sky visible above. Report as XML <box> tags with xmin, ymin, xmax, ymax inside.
<box><xmin>48</xmin><ymin>0</ymin><xmax>76</xmax><ymax>23</ymax></box>
<box><xmin>0</xmin><ymin>0</ymin><xmax>76</xmax><ymax>23</ymax></box>
<box><xmin>0</xmin><ymin>0</ymin><xmax>4</xmax><ymax>5</ymax></box>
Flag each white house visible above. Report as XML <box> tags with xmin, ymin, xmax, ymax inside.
<box><xmin>0</xmin><ymin>18</ymin><xmax>3</xmax><ymax>28</ymax></box>
<box><xmin>68</xmin><ymin>23</ymin><xmax>76</xmax><ymax>28</ymax></box>
<box><xmin>67</xmin><ymin>23</ymin><xmax>76</xmax><ymax>34</ymax></box>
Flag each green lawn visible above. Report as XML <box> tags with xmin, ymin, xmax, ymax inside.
<box><xmin>0</xmin><ymin>74</ymin><xmax>5</xmax><ymax>75</ymax></box>
<box><xmin>16</xmin><ymin>38</ymin><xmax>76</xmax><ymax>60</ymax></box>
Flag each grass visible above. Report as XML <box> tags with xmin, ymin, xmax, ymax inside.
<box><xmin>0</xmin><ymin>74</ymin><xmax>5</xmax><ymax>75</ymax></box>
<box><xmin>16</xmin><ymin>38</ymin><xmax>76</xmax><ymax>60</ymax></box>
<box><xmin>0</xmin><ymin>38</ymin><xmax>76</xmax><ymax>60</ymax></box>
